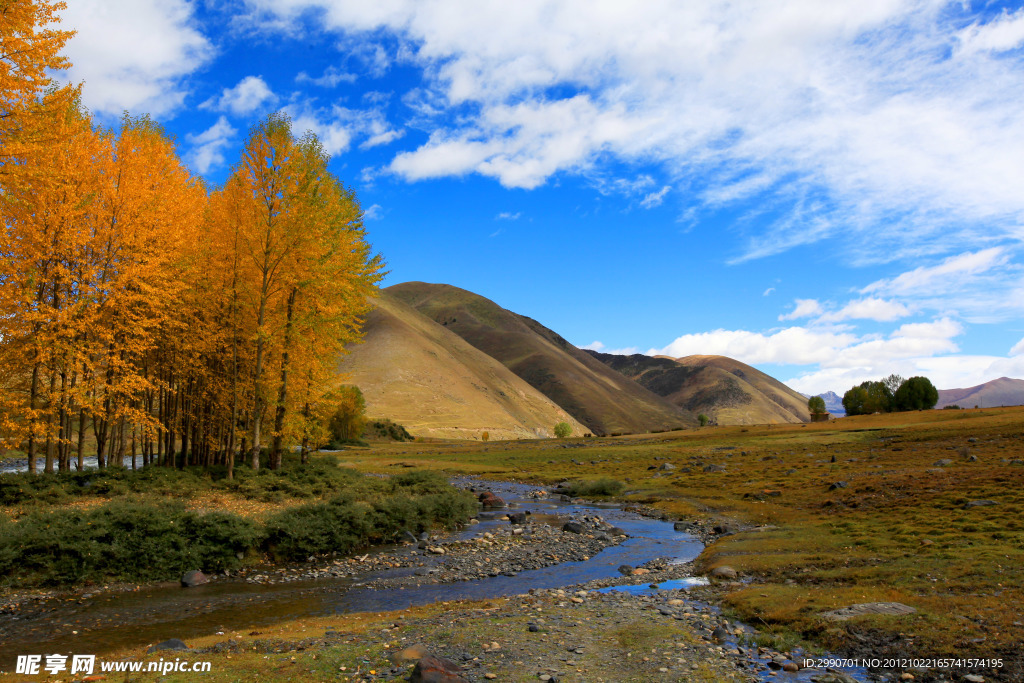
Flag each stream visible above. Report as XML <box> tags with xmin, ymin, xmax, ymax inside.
<box><xmin>0</xmin><ymin>479</ymin><xmax>872</xmax><ymax>681</ymax></box>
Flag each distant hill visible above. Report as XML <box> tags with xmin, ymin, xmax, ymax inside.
<box><xmin>936</xmin><ymin>377</ymin><xmax>1024</xmax><ymax>409</ymax></box>
<box><xmin>816</xmin><ymin>391</ymin><xmax>845</xmax><ymax>416</ymax></box>
<box><xmin>386</xmin><ymin>282</ymin><xmax>694</xmax><ymax>435</ymax></box>
<box><xmin>337</xmin><ymin>291</ymin><xmax>586</xmax><ymax>440</ymax></box>
<box><xmin>585</xmin><ymin>351</ymin><xmax>810</xmax><ymax>425</ymax></box>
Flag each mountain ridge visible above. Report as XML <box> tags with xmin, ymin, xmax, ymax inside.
<box><xmin>386</xmin><ymin>282</ymin><xmax>695</xmax><ymax>435</ymax></box>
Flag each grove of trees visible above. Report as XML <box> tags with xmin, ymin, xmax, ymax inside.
<box><xmin>842</xmin><ymin>374</ymin><xmax>939</xmax><ymax>415</ymax></box>
<box><xmin>0</xmin><ymin>2</ymin><xmax>383</xmax><ymax>475</ymax></box>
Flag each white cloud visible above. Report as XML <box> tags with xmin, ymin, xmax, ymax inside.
<box><xmin>201</xmin><ymin>76</ymin><xmax>277</xmax><ymax>116</ymax></box>
<box><xmin>360</xmin><ymin>128</ymin><xmax>405</xmax><ymax>149</ymax></box>
<box><xmin>241</xmin><ymin>0</ymin><xmax>1024</xmax><ymax>262</ymax></box>
<box><xmin>296</xmin><ymin>66</ymin><xmax>358</xmax><ymax>87</ymax></box>
<box><xmin>957</xmin><ymin>8</ymin><xmax>1024</xmax><ymax>55</ymax></box>
<box><xmin>363</xmin><ymin>204</ymin><xmax>383</xmax><ymax>220</ymax></box>
<box><xmin>1010</xmin><ymin>337</ymin><xmax>1024</xmax><ymax>356</ymax></box>
<box><xmin>819</xmin><ymin>297</ymin><xmax>912</xmax><ymax>323</ymax></box>
<box><xmin>580</xmin><ymin>341</ymin><xmax>605</xmax><ymax>351</ymax></box>
<box><xmin>286</xmin><ymin>102</ymin><xmax>404</xmax><ymax>156</ymax></box>
<box><xmin>495</xmin><ymin>212</ymin><xmax>520</xmax><ymax>221</ymax></box>
<box><xmin>786</xmin><ymin>352</ymin><xmax>1024</xmax><ymax>396</ymax></box>
<box><xmin>779</xmin><ymin>299</ymin><xmax>824</xmax><ymax>321</ymax></box>
<box><xmin>60</xmin><ymin>0</ymin><xmax>212</xmax><ymax>117</ymax></box>
<box><xmin>187</xmin><ymin>116</ymin><xmax>236</xmax><ymax>174</ymax></box>
<box><xmin>763</xmin><ymin>287</ymin><xmax>775</xmax><ymax>296</ymax></box>
<box><xmin>651</xmin><ymin>317</ymin><xmax>963</xmax><ymax>378</ymax></box>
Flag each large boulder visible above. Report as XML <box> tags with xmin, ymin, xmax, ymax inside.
<box><xmin>709</xmin><ymin>566</ymin><xmax>738</xmax><ymax>580</ymax></box>
<box><xmin>478</xmin><ymin>491</ymin><xmax>506</xmax><ymax>509</ymax></box>
<box><xmin>408</xmin><ymin>654</ymin><xmax>469</xmax><ymax>683</ymax></box>
<box><xmin>390</xmin><ymin>643</ymin><xmax>430</xmax><ymax>665</ymax></box>
<box><xmin>180</xmin><ymin>570</ymin><xmax>208</xmax><ymax>587</ymax></box>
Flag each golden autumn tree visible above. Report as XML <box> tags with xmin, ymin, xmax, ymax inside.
<box><xmin>83</xmin><ymin>114</ymin><xmax>206</xmax><ymax>469</ymax></box>
<box><xmin>211</xmin><ymin>113</ymin><xmax>383</xmax><ymax>471</ymax></box>
<box><xmin>0</xmin><ymin>0</ymin><xmax>75</xmax><ymax>143</ymax></box>
<box><xmin>0</xmin><ymin>93</ymin><xmax>106</xmax><ymax>473</ymax></box>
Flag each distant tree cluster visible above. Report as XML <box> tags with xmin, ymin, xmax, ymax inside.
<box><xmin>842</xmin><ymin>375</ymin><xmax>938</xmax><ymax>415</ymax></box>
<box><xmin>807</xmin><ymin>395</ymin><xmax>827</xmax><ymax>415</ymax></box>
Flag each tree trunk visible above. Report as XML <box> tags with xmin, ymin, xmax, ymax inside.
<box><xmin>270</xmin><ymin>287</ymin><xmax>298</xmax><ymax>470</ymax></box>
<box><xmin>27</xmin><ymin>361</ymin><xmax>40</xmax><ymax>475</ymax></box>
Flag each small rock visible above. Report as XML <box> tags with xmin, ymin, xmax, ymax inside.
<box><xmin>484</xmin><ymin>675</ymin><xmax>497</xmax><ymax>680</ymax></box>
<box><xmin>673</xmin><ymin>521</ymin><xmax>695</xmax><ymax>532</ymax></box>
<box><xmin>180</xmin><ymin>570</ymin><xmax>208</xmax><ymax>588</ymax></box>
<box><xmin>709</xmin><ymin>566</ymin><xmax>738</xmax><ymax>580</ymax></box>
<box><xmin>964</xmin><ymin>675</ymin><xmax>985</xmax><ymax>683</ymax></box>
<box><xmin>828</xmin><ymin>482</ymin><xmax>848</xmax><ymax>491</ymax></box>
<box><xmin>933</xmin><ymin>459</ymin><xmax>953</xmax><ymax>467</ymax></box>
<box><xmin>782</xmin><ymin>662</ymin><xmax>799</xmax><ymax>672</ymax></box>
<box><xmin>147</xmin><ymin>638</ymin><xmax>190</xmax><ymax>653</ymax></box>
<box><xmin>562</xmin><ymin>521</ymin><xmax>584</xmax><ymax>534</ymax></box>
<box><xmin>964</xmin><ymin>500</ymin><xmax>999</xmax><ymax>508</ymax></box>
<box><xmin>618</xmin><ymin>565</ymin><xmax>634</xmax><ymax>576</ymax></box>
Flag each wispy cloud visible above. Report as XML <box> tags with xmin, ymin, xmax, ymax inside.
<box><xmin>495</xmin><ymin>211</ymin><xmax>520</xmax><ymax>221</ymax></box>
<box><xmin>778</xmin><ymin>299</ymin><xmax>824</xmax><ymax>321</ymax></box>
<box><xmin>296</xmin><ymin>66</ymin><xmax>358</xmax><ymax>88</ymax></box>
<box><xmin>241</xmin><ymin>1</ymin><xmax>1024</xmax><ymax>263</ymax></box>
<box><xmin>187</xmin><ymin>116</ymin><xmax>236</xmax><ymax>174</ymax></box>
<box><xmin>363</xmin><ymin>204</ymin><xmax>383</xmax><ymax>220</ymax></box>
<box><xmin>640</xmin><ymin>186</ymin><xmax>670</xmax><ymax>209</ymax></box>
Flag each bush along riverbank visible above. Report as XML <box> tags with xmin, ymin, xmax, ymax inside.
<box><xmin>0</xmin><ymin>459</ymin><xmax>477</xmax><ymax>587</ymax></box>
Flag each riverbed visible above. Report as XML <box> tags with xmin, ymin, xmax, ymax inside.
<box><xmin>0</xmin><ymin>479</ymin><xmax>874</xmax><ymax>681</ymax></box>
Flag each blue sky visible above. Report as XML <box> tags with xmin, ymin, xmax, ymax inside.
<box><xmin>56</xmin><ymin>0</ymin><xmax>1024</xmax><ymax>395</ymax></box>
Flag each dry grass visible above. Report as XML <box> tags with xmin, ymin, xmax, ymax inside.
<box><xmin>337</xmin><ymin>407</ymin><xmax>1024</xmax><ymax>663</ymax></box>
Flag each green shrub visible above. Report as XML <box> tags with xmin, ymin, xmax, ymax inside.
<box><xmin>553</xmin><ymin>422</ymin><xmax>572</xmax><ymax>438</ymax></box>
<box><xmin>565</xmin><ymin>478</ymin><xmax>625</xmax><ymax>497</ymax></box>
<box><xmin>364</xmin><ymin>418</ymin><xmax>414</xmax><ymax>442</ymax></box>
<box><xmin>0</xmin><ymin>499</ymin><xmax>260</xmax><ymax>586</ymax></box>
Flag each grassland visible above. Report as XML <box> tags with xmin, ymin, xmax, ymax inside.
<box><xmin>338</xmin><ymin>406</ymin><xmax>1023</xmax><ymax>673</ymax></box>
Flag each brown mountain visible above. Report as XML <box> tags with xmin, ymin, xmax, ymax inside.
<box><xmin>337</xmin><ymin>291</ymin><xmax>586</xmax><ymax>440</ymax></box>
<box><xmin>936</xmin><ymin>377</ymin><xmax>1024</xmax><ymax>409</ymax></box>
<box><xmin>386</xmin><ymin>282</ymin><xmax>694</xmax><ymax>435</ymax></box>
<box><xmin>584</xmin><ymin>351</ymin><xmax>810</xmax><ymax>425</ymax></box>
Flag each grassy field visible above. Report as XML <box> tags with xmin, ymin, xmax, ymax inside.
<box><xmin>337</xmin><ymin>407</ymin><xmax>1023</xmax><ymax>669</ymax></box>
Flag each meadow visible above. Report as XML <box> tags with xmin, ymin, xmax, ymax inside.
<box><xmin>337</xmin><ymin>406</ymin><xmax>1023</xmax><ymax>669</ymax></box>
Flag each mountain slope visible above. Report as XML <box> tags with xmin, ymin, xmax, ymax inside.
<box><xmin>337</xmin><ymin>292</ymin><xmax>586</xmax><ymax>440</ymax></box>
<box><xmin>386</xmin><ymin>282</ymin><xmax>694</xmax><ymax>435</ymax></box>
<box><xmin>936</xmin><ymin>377</ymin><xmax>1024</xmax><ymax>409</ymax></box>
<box><xmin>584</xmin><ymin>351</ymin><xmax>810</xmax><ymax>425</ymax></box>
